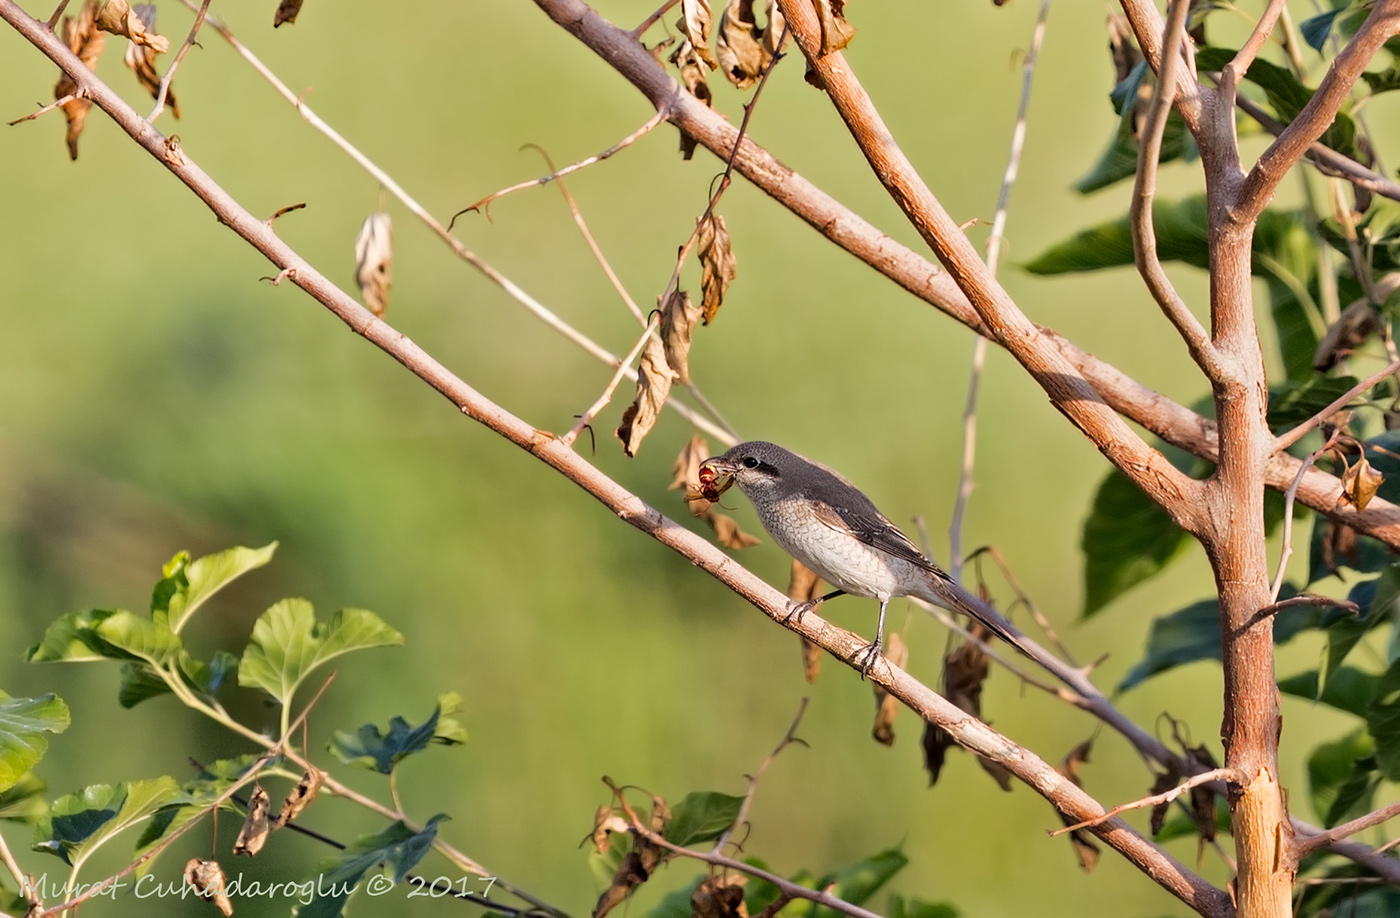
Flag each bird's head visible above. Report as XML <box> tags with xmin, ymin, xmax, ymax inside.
<box><xmin>699</xmin><ymin>441</ymin><xmax>793</xmax><ymax>500</ymax></box>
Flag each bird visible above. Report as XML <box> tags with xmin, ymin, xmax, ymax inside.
<box><xmin>699</xmin><ymin>440</ymin><xmax>1032</xmax><ymax>677</ymax></box>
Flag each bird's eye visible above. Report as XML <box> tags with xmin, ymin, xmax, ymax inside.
<box><xmin>742</xmin><ymin>456</ymin><xmax>760</xmax><ymax>469</ymax></box>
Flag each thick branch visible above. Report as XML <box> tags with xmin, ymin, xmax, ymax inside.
<box><xmin>0</xmin><ymin>6</ymin><xmax>1231</xmax><ymax>912</ymax></box>
<box><xmin>1238</xmin><ymin>0</ymin><xmax>1400</xmax><ymax>219</ymax></box>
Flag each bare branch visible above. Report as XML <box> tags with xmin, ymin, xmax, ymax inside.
<box><xmin>1132</xmin><ymin>0</ymin><xmax>1227</xmax><ymax>381</ymax></box>
<box><xmin>1275</xmin><ymin>358</ymin><xmax>1400</xmax><ymax>452</ymax></box>
<box><xmin>1051</xmin><ymin>767</ymin><xmax>1238</xmax><ymax>836</ymax></box>
<box><xmin>1253</xmin><ymin>593</ymin><xmax>1358</xmax><ymax>622</ymax></box>
<box><xmin>1220</xmin><ymin>0</ymin><xmax>1288</xmax><ymax>100</ymax></box>
<box><xmin>147</xmin><ymin>0</ymin><xmax>209</xmax><ymax>122</ymax></box>
<box><xmin>562</xmin><ymin>315</ymin><xmax>658</xmax><ymax>447</ymax></box>
<box><xmin>1296</xmin><ymin>801</ymin><xmax>1400</xmax><ymax>859</ymax></box>
<box><xmin>1239</xmin><ymin>0</ymin><xmax>1400</xmax><ymax>220</ymax></box>
<box><xmin>7</xmin><ymin>89</ymin><xmax>79</xmax><ymax>124</ymax></box>
<box><xmin>1271</xmin><ymin>431</ymin><xmax>1341</xmax><ymax>602</ymax></box>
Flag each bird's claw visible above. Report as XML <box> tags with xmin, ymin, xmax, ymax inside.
<box><xmin>784</xmin><ymin>599</ymin><xmax>817</xmax><ymax>625</ymax></box>
<box><xmin>853</xmin><ymin>639</ymin><xmax>883</xmax><ymax>680</ymax></box>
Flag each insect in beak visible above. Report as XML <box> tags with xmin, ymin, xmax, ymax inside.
<box><xmin>697</xmin><ymin>462</ymin><xmax>735</xmax><ymax>502</ymax></box>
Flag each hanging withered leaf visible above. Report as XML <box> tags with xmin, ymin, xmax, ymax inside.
<box><xmin>717</xmin><ymin>0</ymin><xmax>767</xmax><ymax>88</ymax></box>
<box><xmin>811</xmin><ymin>0</ymin><xmax>855</xmax><ymax>55</ymax></box>
<box><xmin>184</xmin><ymin>859</ymin><xmax>234</xmax><ymax>916</ymax></box>
<box><xmin>762</xmin><ymin>0</ymin><xmax>788</xmax><ymax>56</ymax></box>
<box><xmin>589</xmin><ymin>805</ymin><xmax>630</xmax><ymax>854</ymax></box>
<box><xmin>1055</xmin><ymin>738</ymin><xmax>1100</xmax><ymax>872</ymax></box>
<box><xmin>710</xmin><ymin>513</ymin><xmax>761</xmax><ymax>549</ymax></box>
<box><xmin>692</xmin><ymin>874</ymin><xmax>748</xmax><ymax>918</ymax></box>
<box><xmin>123</xmin><ymin>4</ymin><xmax>178</xmax><ymax>118</ymax></box>
<box><xmin>273</xmin><ymin>768</ymin><xmax>322</xmax><ymax>828</ymax></box>
<box><xmin>1341</xmin><ymin>455</ymin><xmax>1384</xmax><ymax>511</ymax></box>
<box><xmin>55</xmin><ymin>1</ymin><xmax>106</xmax><ymax>161</ymax></box>
<box><xmin>593</xmin><ymin>797</ymin><xmax>669</xmax><ymax>918</ymax></box>
<box><xmin>696</xmin><ymin>214</ymin><xmax>736</xmax><ymax>324</ymax></box>
<box><xmin>1147</xmin><ymin>759</ymin><xmax>1183</xmax><ymax>836</ymax></box>
<box><xmin>94</xmin><ymin>0</ymin><xmax>170</xmax><ymax>51</ymax></box>
<box><xmin>615</xmin><ymin>335</ymin><xmax>678</xmax><ymax>457</ymax></box>
<box><xmin>1314</xmin><ymin>300</ymin><xmax>1380</xmax><ymax>371</ymax></box>
<box><xmin>871</xmin><ymin>631</ymin><xmax>908</xmax><ymax>746</ymax></box>
<box><xmin>787</xmin><ymin>559</ymin><xmax>823</xmax><ymax>682</ymax></box>
<box><xmin>677</xmin><ymin>0</ymin><xmax>719</xmax><ymax>68</ymax></box>
<box><xmin>668</xmin><ymin>40</ymin><xmax>713</xmax><ymax>159</ymax></box>
<box><xmin>233</xmin><ymin>785</ymin><xmax>271</xmax><ymax>856</ymax></box>
<box><xmin>1184</xmin><ymin>743</ymin><xmax>1219</xmax><ymax>845</ymax></box>
<box><xmin>659</xmin><ymin>288</ymin><xmax>703</xmax><ymax>384</ymax></box>
<box><xmin>274</xmin><ymin>0</ymin><xmax>305</xmax><ymax>26</ymax></box>
<box><xmin>354</xmin><ymin>212</ymin><xmax>393</xmax><ymax>317</ymax></box>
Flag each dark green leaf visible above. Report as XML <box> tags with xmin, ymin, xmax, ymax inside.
<box><xmin>117</xmin><ymin>663</ymin><xmax>170</xmax><ymax>709</ymax></box>
<box><xmin>664</xmin><ymin>791</ymin><xmax>745</xmax><ymax>847</ymax></box>
<box><xmin>297</xmin><ymin>815</ymin><xmax>447</xmax><ymax>918</ymax></box>
<box><xmin>1268</xmin><ymin>375</ymin><xmax>1359</xmax><ymax>430</ymax></box>
<box><xmin>814</xmin><ymin>848</ymin><xmax>907</xmax><ymax>912</ymax></box>
<box><xmin>1279</xmin><ymin>666</ymin><xmax>1380</xmax><ymax>717</ymax></box>
<box><xmin>33</xmin><ymin>778</ymin><xmax>178</xmax><ymax>868</ymax></box>
<box><xmin>327</xmin><ymin>697</ymin><xmax>463</xmax><ymax>774</ymax></box>
<box><xmin>1324</xmin><ymin>568</ymin><xmax>1400</xmax><ymax>684</ymax></box>
<box><xmin>1308</xmin><ymin>729</ymin><xmax>1375</xmax><ymax>825</ymax></box>
<box><xmin>1365</xmin><ymin>656</ymin><xmax>1400</xmax><ymax>779</ymax></box>
<box><xmin>1300</xmin><ymin>8</ymin><xmax>1344</xmax><ymax>51</ymax></box>
<box><xmin>133</xmin><ymin>756</ymin><xmax>259</xmax><ymax>875</ymax></box>
<box><xmin>1362</xmin><ymin>67</ymin><xmax>1400</xmax><ymax>94</ymax></box>
<box><xmin>1081</xmin><ymin>468</ymin><xmax>1191</xmax><ymax>616</ymax></box>
<box><xmin>0</xmin><ymin>694</ymin><xmax>69</xmax><ymax>794</ymax></box>
<box><xmin>1196</xmin><ymin>47</ymin><xmax>1357</xmax><ymax>157</ymax></box>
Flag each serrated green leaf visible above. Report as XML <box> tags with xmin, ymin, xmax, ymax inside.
<box><xmin>24</xmin><ymin>609</ymin><xmax>122</xmax><ymax>662</ymax></box>
<box><xmin>664</xmin><ymin>791</ymin><xmax>745</xmax><ymax>847</ymax></box>
<box><xmin>0</xmin><ymin>694</ymin><xmax>69</xmax><ymax>795</ymax></box>
<box><xmin>1279</xmin><ymin>666</ymin><xmax>1380</xmax><ymax>717</ymax></box>
<box><xmin>34</xmin><ymin>777</ymin><xmax>179</xmax><ymax>869</ymax></box>
<box><xmin>94</xmin><ymin>611</ymin><xmax>182</xmax><ymax>667</ymax></box>
<box><xmin>238</xmin><ymin>600</ymin><xmax>403</xmax><ymax>709</ymax></box>
<box><xmin>815</xmin><ymin>848</ymin><xmax>907</xmax><ymax>913</ymax></box>
<box><xmin>296</xmin><ymin>815</ymin><xmax>447</xmax><ymax>918</ymax></box>
<box><xmin>154</xmin><ymin>543</ymin><xmax>278</xmax><ymax>634</ymax></box>
<box><xmin>328</xmin><ymin>699</ymin><xmax>463</xmax><ymax>774</ymax></box>
<box><xmin>1081</xmin><ymin>468</ymin><xmax>1191</xmax><ymax>616</ymax></box>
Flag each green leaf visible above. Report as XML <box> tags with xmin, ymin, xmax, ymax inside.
<box><xmin>34</xmin><ymin>778</ymin><xmax>179</xmax><ymax>868</ymax></box>
<box><xmin>0</xmin><ymin>694</ymin><xmax>69</xmax><ymax>795</ymax></box>
<box><xmin>1268</xmin><ymin>375</ymin><xmax>1360</xmax><ymax>430</ymax></box>
<box><xmin>648</xmin><ymin>877</ymin><xmax>706</xmax><ymax>918</ymax></box>
<box><xmin>1323</xmin><ymin>568</ymin><xmax>1400</xmax><ymax>685</ymax></box>
<box><xmin>24</xmin><ymin>609</ymin><xmax>122</xmax><ymax>662</ymax></box>
<box><xmin>815</xmin><ymin>848</ymin><xmax>908</xmax><ymax>913</ymax></box>
<box><xmin>1196</xmin><ymin>47</ymin><xmax>1357</xmax><ymax>157</ymax></box>
<box><xmin>297</xmin><ymin>815</ymin><xmax>447</xmax><ymax>918</ymax></box>
<box><xmin>1309</xmin><ymin>731</ymin><xmax>1377</xmax><ymax>828</ymax></box>
<box><xmin>94</xmin><ymin>611</ymin><xmax>183</xmax><ymax>667</ymax></box>
<box><xmin>328</xmin><ymin>697</ymin><xmax>464</xmax><ymax>774</ymax></box>
<box><xmin>153</xmin><ymin>543</ymin><xmax>278</xmax><ymax>634</ymax></box>
<box><xmin>0</xmin><ymin>774</ymin><xmax>50</xmax><ymax>823</ymax></box>
<box><xmin>1300</xmin><ymin>8</ymin><xmax>1344</xmax><ymax>51</ymax></box>
<box><xmin>1362</xmin><ymin>67</ymin><xmax>1400</xmax><ymax>94</ymax></box>
<box><xmin>1279</xmin><ymin>666</ymin><xmax>1380</xmax><ymax>717</ymax></box>
<box><xmin>133</xmin><ymin>756</ymin><xmax>259</xmax><ymax>875</ymax></box>
<box><xmin>238</xmin><ymin>599</ymin><xmax>404</xmax><ymax>709</ymax></box>
<box><xmin>1080</xmin><ymin>468</ymin><xmax>1190</xmax><ymax>616</ymax></box>
<box><xmin>663</xmin><ymin>791</ymin><xmax>745</xmax><ymax>847</ymax></box>
<box><xmin>1365</xmin><ymin>656</ymin><xmax>1400</xmax><ymax>780</ymax></box>
<box><xmin>887</xmin><ymin>894</ymin><xmax>959</xmax><ymax>918</ymax></box>
<box><xmin>1075</xmin><ymin>59</ymin><xmax>1197</xmax><ymax>194</ymax></box>
<box><xmin>117</xmin><ymin>663</ymin><xmax>171</xmax><ymax>709</ymax></box>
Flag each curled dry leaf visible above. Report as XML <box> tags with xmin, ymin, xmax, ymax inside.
<box><xmin>692</xmin><ymin>875</ymin><xmax>749</xmax><ymax>918</ymax></box>
<box><xmin>1341</xmin><ymin>455</ymin><xmax>1385</xmax><ymax>511</ymax></box>
<box><xmin>717</xmin><ymin>0</ymin><xmax>766</xmax><ymax>88</ymax></box>
<box><xmin>1185</xmin><ymin>743</ymin><xmax>1219</xmax><ymax>845</ymax></box>
<box><xmin>184</xmin><ymin>859</ymin><xmax>233</xmax><ymax>916</ymax></box>
<box><xmin>710</xmin><ymin>513</ymin><xmax>762</xmax><ymax>549</ymax></box>
<box><xmin>669</xmin><ymin>41</ymin><xmax>714</xmax><ymax>159</ymax></box>
<box><xmin>274</xmin><ymin>0</ymin><xmax>305</xmax><ymax>26</ymax></box>
<box><xmin>56</xmin><ymin>1</ymin><xmax>106</xmax><ymax>161</ymax></box>
<box><xmin>354</xmin><ymin>212</ymin><xmax>393</xmax><ymax>317</ymax></box>
<box><xmin>1147</xmin><ymin>760</ymin><xmax>1183</xmax><ymax>836</ymax></box>
<box><xmin>762</xmin><ymin>0</ymin><xmax>788</xmax><ymax>56</ymax></box>
<box><xmin>616</xmin><ymin>335</ymin><xmax>678</xmax><ymax>457</ymax></box>
<box><xmin>1056</xmin><ymin>739</ymin><xmax>1100</xmax><ymax>872</ymax></box>
<box><xmin>923</xmin><ymin>628</ymin><xmax>1012</xmax><ymax>789</ymax></box>
<box><xmin>696</xmin><ymin>214</ymin><xmax>736</xmax><ymax>324</ymax></box>
<box><xmin>233</xmin><ymin>785</ymin><xmax>271</xmax><ymax>857</ymax></box>
<box><xmin>787</xmin><ymin>559</ymin><xmax>823</xmax><ymax>683</ymax></box>
<box><xmin>871</xmin><ymin>631</ymin><xmax>908</xmax><ymax>746</ymax></box>
<box><xmin>677</xmin><ymin>0</ymin><xmax>718</xmax><ymax>68</ymax></box>
<box><xmin>593</xmin><ymin>799</ymin><xmax>669</xmax><ymax>918</ymax></box>
<box><xmin>1314</xmin><ymin>300</ymin><xmax>1379</xmax><ymax>371</ymax></box>
<box><xmin>590</xmin><ymin>805</ymin><xmax>631</xmax><ymax>854</ymax></box>
<box><xmin>811</xmin><ymin>0</ymin><xmax>855</xmax><ymax>55</ymax></box>
<box><xmin>659</xmin><ymin>288</ymin><xmax>703</xmax><ymax>384</ymax></box>
<box><xmin>95</xmin><ymin>0</ymin><xmax>170</xmax><ymax>51</ymax></box>
<box><xmin>274</xmin><ymin>768</ymin><xmax>322</xmax><ymax>828</ymax></box>
<box><xmin>124</xmin><ymin>4</ymin><xmax>177</xmax><ymax>118</ymax></box>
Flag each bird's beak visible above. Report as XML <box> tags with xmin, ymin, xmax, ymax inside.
<box><xmin>697</xmin><ymin>456</ymin><xmax>737</xmax><ymax>500</ymax></box>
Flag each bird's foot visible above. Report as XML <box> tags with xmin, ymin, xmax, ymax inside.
<box><xmin>784</xmin><ymin>598</ymin><xmax>820</xmax><ymax>625</ymax></box>
<box><xmin>852</xmin><ymin>638</ymin><xmax>883</xmax><ymax>680</ymax></box>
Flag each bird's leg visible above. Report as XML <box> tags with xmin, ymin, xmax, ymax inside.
<box><xmin>785</xmin><ymin>589</ymin><xmax>845</xmax><ymax>624</ymax></box>
<box><xmin>854</xmin><ymin>598</ymin><xmax>889</xmax><ymax>679</ymax></box>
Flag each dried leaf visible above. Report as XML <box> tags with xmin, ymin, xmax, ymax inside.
<box><xmin>274</xmin><ymin>768</ymin><xmax>322</xmax><ymax>828</ymax></box>
<box><xmin>354</xmin><ymin>212</ymin><xmax>393</xmax><ymax>317</ymax></box>
<box><xmin>668</xmin><ymin>41</ymin><xmax>713</xmax><ymax>159</ymax></box>
<box><xmin>1148</xmin><ymin>761</ymin><xmax>1182</xmax><ymax>836</ymax></box>
<box><xmin>800</xmin><ymin>637</ymin><xmax>821</xmax><ymax>683</ymax></box>
<box><xmin>1053</xmin><ymin>740</ymin><xmax>1100</xmax><ymax>871</ymax></box>
<box><xmin>762</xmin><ymin>0</ymin><xmax>788</xmax><ymax>56</ymax></box>
<box><xmin>696</xmin><ymin>214</ymin><xmax>736</xmax><ymax>324</ymax></box>
<box><xmin>671</xmin><ymin>434</ymin><xmax>711</xmax><ymax>492</ymax></box>
<box><xmin>274</xmin><ymin>0</ymin><xmax>305</xmax><ymax>26</ymax></box>
<box><xmin>184</xmin><ymin>859</ymin><xmax>234</xmax><ymax>916</ymax></box>
<box><xmin>677</xmin><ymin>0</ymin><xmax>718</xmax><ymax>68</ymax></box>
<box><xmin>1314</xmin><ymin>300</ymin><xmax>1379</xmax><ymax>371</ymax></box>
<box><xmin>1059</xmin><ymin>738</ymin><xmax>1093</xmax><ymax>786</ymax></box>
<box><xmin>811</xmin><ymin>0</ymin><xmax>855</xmax><ymax>55</ymax></box>
<box><xmin>593</xmin><ymin>851</ymin><xmax>647</xmax><ymax>918</ymax></box>
<box><xmin>123</xmin><ymin>4</ymin><xmax>177</xmax><ymax>118</ymax></box>
<box><xmin>710</xmin><ymin>513</ymin><xmax>762</xmax><ymax>549</ymax></box>
<box><xmin>1185</xmin><ymin>743</ymin><xmax>1219</xmax><ymax>844</ymax></box>
<box><xmin>233</xmin><ymin>785</ymin><xmax>271</xmax><ymax>857</ymax></box>
<box><xmin>56</xmin><ymin>2</ymin><xmax>105</xmax><ymax>161</ymax></box>
<box><xmin>615</xmin><ymin>335</ymin><xmax>677</xmax><ymax>457</ymax></box>
<box><xmin>943</xmin><ymin>636</ymin><xmax>988</xmax><ymax>717</ymax></box>
<box><xmin>95</xmin><ymin>0</ymin><xmax>169</xmax><ymax>51</ymax></box>
<box><xmin>717</xmin><ymin>0</ymin><xmax>767</xmax><ymax>87</ymax></box>
<box><xmin>871</xmin><ymin>632</ymin><xmax>907</xmax><ymax>746</ymax></box>
<box><xmin>788</xmin><ymin>559</ymin><xmax>823</xmax><ymax>682</ymax></box>
<box><xmin>1341</xmin><ymin>456</ymin><xmax>1385</xmax><ymax>511</ymax></box>
<box><xmin>692</xmin><ymin>875</ymin><xmax>748</xmax><ymax>918</ymax></box>
<box><xmin>590</xmin><ymin>805</ymin><xmax>630</xmax><ymax>854</ymax></box>
<box><xmin>1066</xmin><ymin>826</ymin><xmax>1101</xmax><ymax>872</ymax></box>
<box><xmin>659</xmin><ymin>288</ymin><xmax>703</xmax><ymax>383</ymax></box>
<box><xmin>921</xmin><ymin>719</ymin><xmax>952</xmax><ymax>786</ymax></box>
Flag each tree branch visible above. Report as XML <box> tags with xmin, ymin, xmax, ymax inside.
<box><xmin>1295</xmin><ymin>801</ymin><xmax>1400</xmax><ymax>860</ymax></box>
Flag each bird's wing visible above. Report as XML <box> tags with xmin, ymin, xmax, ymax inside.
<box><xmin>809</xmin><ymin>498</ymin><xmax>951</xmax><ymax>579</ymax></box>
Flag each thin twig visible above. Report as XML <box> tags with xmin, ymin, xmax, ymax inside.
<box><xmin>0</xmin><ymin>832</ymin><xmax>31</xmax><ymax>907</ymax></box>
<box><xmin>1296</xmin><ymin>801</ymin><xmax>1400</xmax><ymax>857</ymax></box>
<box><xmin>45</xmin><ymin>0</ymin><xmax>68</xmax><ymax>29</ymax></box>
<box><xmin>148</xmin><ymin>0</ymin><xmax>209</xmax><ymax>122</ymax></box>
<box><xmin>968</xmin><ymin>545</ymin><xmax>1076</xmax><ymax>665</ymax></box>
<box><xmin>563</xmin><ymin>315</ymin><xmax>657</xmax><ymax>447</ymax></box>
<box><xmin>712</xmin><ymin>698</ymin><xmax>809</xmax><ymax>855</ymax></box>
<box><xmin>630</xmin><ymin>0</ymin><xmax>680</xmax><ymax>38</ymax></box>
<box><xmin>1274</xmin><ymin>358</ymin><xmax>1400</xmax><ymax>452</ymax></box>
<box><xmin>1051</xmin><ymin>768</ymin><xmax>1238</xmax><ymax>837</ymax></box>
<box><xmin>1251</xmin><ymin>593</ymin><xmax>1358</xmax><ymax>623</ymax></box>
<box><xmin>180</xmin><ymin>6</ymin><xmax>733</xmax><ymax>446</ymax></box>
<box><xmin>1222</xmin><ymin>0</ymin><xmax>1289</xmax><ymax>98</ymax></box>
<box><xmin>949</xmin><ymin>0</ymin><xmax>1050</xmax><ymax>584</ymax></box>
<box><xmin>7</xmin><ymin>90</ymin><xmax>78</xmax><ymax>125</ymax></box>
<box><xmin>453</xmin><ymin>111</ymin><xmax>666</xmax><ymax>226</ymax></box>
<box><xmin>1133</xmin><ymin>0</ymin><xmax>1227</xmax><ymax>381</ymax></box>
<box><xmin>1271</xmin><ymin>430</ymin><xmax>1342</xmax><ymax>602</ymax></box>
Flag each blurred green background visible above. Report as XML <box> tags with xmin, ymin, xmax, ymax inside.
<box><xmin>0</xmin><ymin>0</ymin><xmax>1387</xmax><ymax>915</ymax></box>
